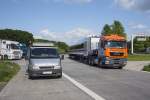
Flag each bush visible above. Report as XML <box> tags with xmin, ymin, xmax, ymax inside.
<box><xmin>143</xmin><ymin>64</ymin><xmax>150</xmax><ymax>72</ymax></box>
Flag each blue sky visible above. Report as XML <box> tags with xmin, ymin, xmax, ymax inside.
<box><xmin>0</xmin><ymin>0</ymin><xmax>150</xmax><ymax>45</ymax></box>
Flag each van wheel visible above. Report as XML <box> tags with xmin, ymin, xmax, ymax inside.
<box><xmin>28</xmin><ymin>75</ymin><xmax>34</xmax><ymax>79</ymax></box>
<box><xmin>118</xmin><ymin>66</ymin><xmax>123</xmax><ymax>69</ymax></box>
<box><xmin>57</xmin><ymin>74</ymin><xmax>62</xmax><ymax>78</ymax></box>
<box><xmin>4</xmin><ymin>55</ymin><xmax>8</xmax><ymax>60</ymax></box>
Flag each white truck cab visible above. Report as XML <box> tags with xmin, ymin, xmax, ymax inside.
<box><xmin>0</xmin><ymin>39</ymin><xmax>23</xmax><ymax>60</ymax></box>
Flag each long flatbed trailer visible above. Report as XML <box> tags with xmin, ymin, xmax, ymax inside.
<box><xmin>69</xmin><ymin>36</ymin><xmax>99</xmax><ymax>62</ymax></box>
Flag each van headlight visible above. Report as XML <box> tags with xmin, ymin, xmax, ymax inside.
<box><xmin>32</xmin><ymin>65</ymin><xmax>39</xmax><ymax>70</ymax></box>
<box><xmin>54</xmin><ymin>65</ymin><xmax>61</xmax><ymax>69</ymax></box>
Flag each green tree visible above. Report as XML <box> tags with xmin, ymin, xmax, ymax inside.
<box><xmin>101</xmin><ymin>20</ymin><xmax>126</xmax><ymax>37</ymax></box>
<box><xmin>70</xmin><ymin>43</ymin><xmax>84</xmax><ymax>50</ymax></box>
<box><xmin>34</xmin><ymin>39</ymin><xmax>52</xmax><ymax>43</ymax></box>
<box><xmin>134</xmin><ymin>36</ymin><xmax>150</xmax><ymax>53</ymax></box>
<box><xmin>112</xmin><ymin>20</ymin><xmax>126</xmax><ymax>36</ymax></box>
<box><xmin>55</xmin><ymin>42</ymin><xmax>69</xmax><ymax>53</ymax></box>
<box><xmin>101</xmin><ymin>24</ymin><xmax>112</xmax><ymax>35</ymax></box>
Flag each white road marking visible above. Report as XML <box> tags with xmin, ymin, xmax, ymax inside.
<box><xmin>63</xmin><ymin>73</ymin><xmax>106</xmax><ymax>100</ymax></box>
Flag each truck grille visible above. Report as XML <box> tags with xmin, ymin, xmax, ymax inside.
<box><xmin>110</xmin><ymin>52</ymin><xmax>124</xmax><ymax>56</ymax></box>
<box><xmin>113</xmin><ymin>59</ymin><xmax>120</xmax><ymax>64</ymax></box>
<box><xmin>39</xmin><ymin>66</ymin><xmax>54</xmax><ymax>69</ymax></box>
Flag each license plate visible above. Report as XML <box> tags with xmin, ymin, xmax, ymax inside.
<box><xmin>113</xmin><ymin>64</ymin><xmax>120</xmax><ymax>67</ymax></box>
<box><xmin>43</xmin><ymin>71</ymin><xmax>52</xmax><ymax>74</ymax></box>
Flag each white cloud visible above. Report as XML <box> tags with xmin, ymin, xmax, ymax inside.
<box><xmin>34</xmin><ymin>28</ymin><xmax>96</xmax><ymax>45</ymax></box>
<box><xmin>129</xmin><ymin>23</ymin><xmax>147</xmax><ymax>29</ymax></box>
<box><xmin>115</xmin><ymin>0</ymin><xmax>135</xmax><ymax>9</ymax></box>
<box><xmin>53</xmin><ymin>0</ymin><xmax>93</xmax><ymax>4</ymax></box>
<box><xmin>115</xmin><ymin>0</ymin><xmax>150</xmax><ymax>12</ymax></box>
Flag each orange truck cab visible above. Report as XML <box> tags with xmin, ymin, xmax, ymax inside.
<box><xmin>98</xmin><ymin>34</ymin><xmax>128</xmax><ymax>68</ymax></box>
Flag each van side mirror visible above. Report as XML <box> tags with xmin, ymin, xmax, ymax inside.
<box><xmin>61</xmin><ymin>55</ymin><xmax>64</xmax><ymax>60</ymax></box>
<box><xmin>25</xmin><ymin>55</ymin><xmax>29</xmax><ymax>60</ymax></box>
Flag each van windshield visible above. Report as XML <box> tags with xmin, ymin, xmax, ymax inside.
<box><xmin>11</xmin><ymin>44</ymin><xmax>20</xmax><ymax>49</ymax></box>
<box><xmin>31</xmin><ymin>48</ymin><xmax>59</xmax><ymax>58</ymax></box>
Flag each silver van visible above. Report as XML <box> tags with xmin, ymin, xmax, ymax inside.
<box><xmin>26</xmin><ymin>43</ymin><xmax>63</xmax><ymax>79</ymax></box>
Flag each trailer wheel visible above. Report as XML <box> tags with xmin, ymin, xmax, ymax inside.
<box><xmin>91</xmin><ymin>57</ymin><xmax>95</xmax><ymax>66</ymax></box>
<box><xmin>88</xmin><ymin>57</ymin><xmax>94</xmax><ymax>66</ymax></box>
<box><xmin>88</xmin><ymin>58</ymin><xmax>91</xmax><ymax>65</ymax></box>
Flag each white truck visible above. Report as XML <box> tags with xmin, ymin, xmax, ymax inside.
<box><xmin>0</xmin><ymin>39</ymin><xmax>23</xmax><ymax>60</ymax></box>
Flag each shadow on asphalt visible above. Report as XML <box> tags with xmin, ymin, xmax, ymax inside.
<box><xmin>68</xmin><ymin>58</ymin><xmax>123</xmax><ymax>70</ymax></box>
<box><xmin>28</xmin><ymin>76</ymin><xmax>62</xmax><ymax>80</ymax></box>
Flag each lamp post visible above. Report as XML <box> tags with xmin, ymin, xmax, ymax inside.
<box><xmin>131</xmin><ymin>34</ymin><xmax>134</xmax><ymax>54</ymax></box>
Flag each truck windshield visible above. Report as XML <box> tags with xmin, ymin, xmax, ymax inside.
<box><xmin>106</xmin><ymin>41</ymin><xmax>126</xmax><ymax>48</ymax></box>
<box><xmin>31</xmin><ymin>48</ymin><xmax>59</xmax><ymax>58</ymax></box>
<box><xmin>11</xmin><ymin>44</ymin><xmax>20</xmax><ymax>49</ymax></box>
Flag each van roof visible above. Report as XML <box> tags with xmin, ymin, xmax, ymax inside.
<box><xmin>32</xmin><ymin>43</ymin><xmax>54</xmax><ymax>47</ymax></box>
<box><xmin>30</xmin><ymin>47</ymin><xmax>57</xmax><ymax>49</ymax></box>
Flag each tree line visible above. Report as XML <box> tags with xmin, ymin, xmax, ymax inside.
<box><xmin>0</xmin><ymin>29</ymin><xmax>33</xmax><ymax>45</ymax></box>
<box><xmin>0</xmin><ymin>29</ymin><xmax>69</xmax><ymax>53</ymax></box>
<box><xmin>34</xmin><ymin>39</ymin><xmax>69</xmax><ymax>53</ymax></box>
<box><xmin>133</xmin><ymin>37</ymin><xmax>150</xmax><ymax>53</ymax></box>
<box><xmin>70</xmin><ymin>43</ymin><xmax>84</xmax><ymax>50</ymax></box>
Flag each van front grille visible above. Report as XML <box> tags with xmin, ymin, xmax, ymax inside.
<box><xmin>39</xmin><ymin>66</ymin><xmax>54</xmax><ymax>69</ymax></box>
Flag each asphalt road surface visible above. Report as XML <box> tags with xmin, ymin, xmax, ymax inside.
<box><xmin>0</xmin><ymin>58</ymin><xmax>150</xmax><ymax>100</ymax></box>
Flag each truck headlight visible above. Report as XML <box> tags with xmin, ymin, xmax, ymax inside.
<box><xmin>105</xmin><ymin>60</ymin><xmax>110</xmax><ymax>64</ymax></box>
<box><xmin>123</xmin><ymin>61</ymin><xmax>127</xmax><ymax>65</ymax></box>
<box><xmin>54</xmin><ymin>65</ymin><xmax>61</xmax><ymax>69</ymax></box>
<box><xmin>106</xmin><ymin>57</ymin><xmax>111</xmax><ymax>60</ymax></box>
